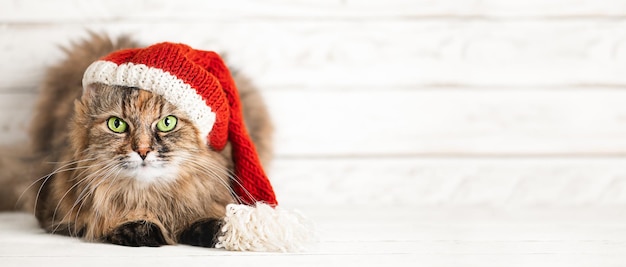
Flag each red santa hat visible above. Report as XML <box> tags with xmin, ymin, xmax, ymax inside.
<box><xmin>82</xmin><ymin>42</ymin><xmax>313</xmax><ymax>252</ymax></box>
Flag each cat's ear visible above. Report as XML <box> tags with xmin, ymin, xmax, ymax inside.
<box><xmin>81</xmin><ymin>83</ymin><xmax>100</xmax><ymax>101</ymax></box>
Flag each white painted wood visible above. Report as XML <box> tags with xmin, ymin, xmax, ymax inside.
<box><xmin>5</xmin><ymin>20</ymin><xmax>626</xmax><ymax>93</ymax></box>
<box><xmin>270</xmin><ymin>157</ymin><xmax>626</xmax><ymax>207</ymax></box>
<box><xmin>265</xmin><ymin>89</ymin><xmax>626</xmax><ymax>156</ymax></box>
<box><xmin>2</xmin><ymin>0</ymin><xmax>626</xmax><ymax>22</ymax></box>
<box><xmin>2</xmin><ymin>207</ymin><xmax>626</xmax><ymax>267</ymax></box>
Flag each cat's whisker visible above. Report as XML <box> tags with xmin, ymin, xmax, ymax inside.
<box><xmin>43</xmin><ymin>151</ymin><xmax>99</xmax><ymax>165</ymax></box>
<box><xmin>75</xmin><ymin>164</ymin><xmax>126</xmax><ymax>236</ymax></box>
<box><xmin>68</xmin><ymin>162</ymin><xmax>121</xmax><ymax>235</ymax></box>
<box><xmin>68</xmin><ymin>161</ymin><xmax>111</xmax><ymax>184</ymax></box>
<box><xmin>94</xmin><ymin>165</ymin><xmax>125</xmax><ymax>210</ymax></box>
<box><xmin>204</xmin><ymin>164</ymin><xmax>246</xmax><ymax>204</ymax></box>
<box><xmin>18</xmin><ymin>157</ymin><xmax>98</xmax><ymax>204</ymax></box>
<box><xmin>95</xmin><ymin>162</ymin><xmax>124</xmax><ymax>194</ymax></box>
<box><xmin>178</xmin><ymin>155</ymin><xmax>247</xmax><ymax>204</ymax></box>
<box><xmin>51</xmin><ymin>160</ymin><xmax>117</xmax><ymax>233</ymax></box>
<box><xmin>29</xmin><ymin>157</ymin><xmax>99</xmax><ymax>214</ymax></box>
<box><xmin>51</xmin><ymin>162</ymin><xmax>115</xmax><ymax>234</ymax></box>
<box><xmin>190</xmin><ymin>158</ymin><xmax>258</xmax><ymax>204</ymax></box>
<box><xmin>66</xmin><ymin>164</ymin><xmax>122</xmax><ymax>237</ymax></box>
<box><xmin>51</xmin><ymin>166</ymin><xmax>100</xmax><ymax>227</ymax></box>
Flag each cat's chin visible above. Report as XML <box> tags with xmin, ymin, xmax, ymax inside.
<box><xmin>125</xmin><ymin>165</ymin><xmax>179</xmax><ymax>185</ymax></box>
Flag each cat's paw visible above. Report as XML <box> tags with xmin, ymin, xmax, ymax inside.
<box><xmin>104</xmin><ymin>220</ymin><xmax>167</xmax><ymax>247</ymax></box>
<box><xmin>178</xmin><ymin>218</ymin><xmax>222</xmax><ymax>247</ymax></box>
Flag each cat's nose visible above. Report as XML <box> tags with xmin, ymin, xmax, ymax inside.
<box><xmin>136</xmin><ymin>147</ymin><xmax>151</xmax><ymax>160</ymax></box>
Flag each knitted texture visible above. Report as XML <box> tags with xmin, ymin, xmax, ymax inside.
<box><xmin>82</xmin><ymin>42</ymin><xmax>277</xmax><ymax>206</ymax></box>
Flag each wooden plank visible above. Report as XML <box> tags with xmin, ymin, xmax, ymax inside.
<box><xmin>5</xmin><ymin>88</ymin><xmax>626</xmax><ymax>156</ymax></box>
<box><xmin>270</xmin><ymin>158</ymin><xmax>626</xmax><ymax>207</ymax></box>
<box><xmin>265</xmin><ymin>89</ymin><xmax>626</xmax><ymax>156</ymax></box>
<box><xmin>2</xmin><ymin>240</ymin><xmax>626</xmax><ymax>257</ymax></box>
<box><xmin>2</xmin><ymin>251</ymin><xmax>622</xmax><ymax>267</ymax></box>
<box><xmin>4</xmin><ymin>20</ymin><xmax>626</xmax><ymax>93</ymax></box>
<box><xmin>1</xmin><ymin>207</ymin><xmax>626</xmax><ymax>267</ymax></box>
<box><xmin>2</xmin><ymin>0</ymin><xmax>626</xmax><ymax>23</ymax></box>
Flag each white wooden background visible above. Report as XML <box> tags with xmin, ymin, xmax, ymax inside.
<box><xmin>2</xmin><ymin>1</ymin><xmax>626</xmax><ymax>266</ymax></box>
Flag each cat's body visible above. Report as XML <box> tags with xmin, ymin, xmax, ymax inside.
<box><xmin>0</xmin><ymin>35</ymin><xmax>273</xmax><ymax>247</ymax></box>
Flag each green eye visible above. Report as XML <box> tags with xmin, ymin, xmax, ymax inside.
<box><xmin>107</xmin><ymin>117</ymin><xmax>128</xmax><ymax>133</ymax></box>
<box><xmin>157</xmin><ymin>115</ymin><xmax>178</xmax><ymax>132</ymax></box>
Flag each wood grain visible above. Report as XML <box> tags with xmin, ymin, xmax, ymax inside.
<box><xmin>267</xmin><ymin>89</ymin><xmax>626</xmax><ymax>156</ymax></box>
<box><xmin>2</xmin><ymin>0</ymin><xmax>626</xmax><ymax>22</ymax></box>
<box><xmin>271</xmin><ymin>157</ymin><xmax>626</xmax><ymax>207</ymax></box>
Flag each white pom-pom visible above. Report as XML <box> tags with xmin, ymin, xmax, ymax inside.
<box><xmin>215</xmin><ymin>203</ymin><xmax>315</xmax><ymax>252</ymax></box>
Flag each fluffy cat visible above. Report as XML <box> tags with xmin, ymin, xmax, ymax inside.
<box><xmin>0</xmin><ymin>34</ymin><xmax>273</xmax><ymax>247</ymax></box>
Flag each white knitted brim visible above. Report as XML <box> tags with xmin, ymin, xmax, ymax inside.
<box><xmin>82</xmin><ymin>60</ymin><xmax>216</xmax><ymax>140</ymax></box>
<box><xmin>216</xmin><ymin>203</ymin><xmax>316</xmax><ymax>252</ymax></box>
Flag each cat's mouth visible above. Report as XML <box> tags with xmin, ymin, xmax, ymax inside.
<box><xmin>124</xmin><ymin>160</ymin><xmax>160</xmax><ymax>169</ymax></box>
<box><xmin>120</xmin><ymin>152</ymin><xmax>179</xmax><ymax>184</ymax></box>
<box><xmin>139</xmin><ymin>161</ymin><xmax>151</xmax><ymax>168</ymax></box>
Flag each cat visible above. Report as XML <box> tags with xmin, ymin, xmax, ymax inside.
<box><xmin>0</xmin><ymin>34</ymin><xmax>274</xmax><ymax>247</ymax></box>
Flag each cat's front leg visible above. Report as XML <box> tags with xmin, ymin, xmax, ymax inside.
<box><xmin>178</xmin><ymin>218</ymin><xmax>222</xmax><ymax>247</ymax></box>
<box><xmin>104</xmin><ymin>220</ymin><xmax>168</xmax><ymax>247</ymax></box>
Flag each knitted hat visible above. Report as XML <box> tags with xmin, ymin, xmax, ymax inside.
<box><xmin>82</xmin><ymin>42</ymin><xmax>312</xmax><ymax>252</ymax></box>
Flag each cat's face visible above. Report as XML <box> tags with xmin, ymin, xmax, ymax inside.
<box><xmin>71</xmin><ymin>83</ymin><xmax>224</xmax><ymax>185</ymax></box>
